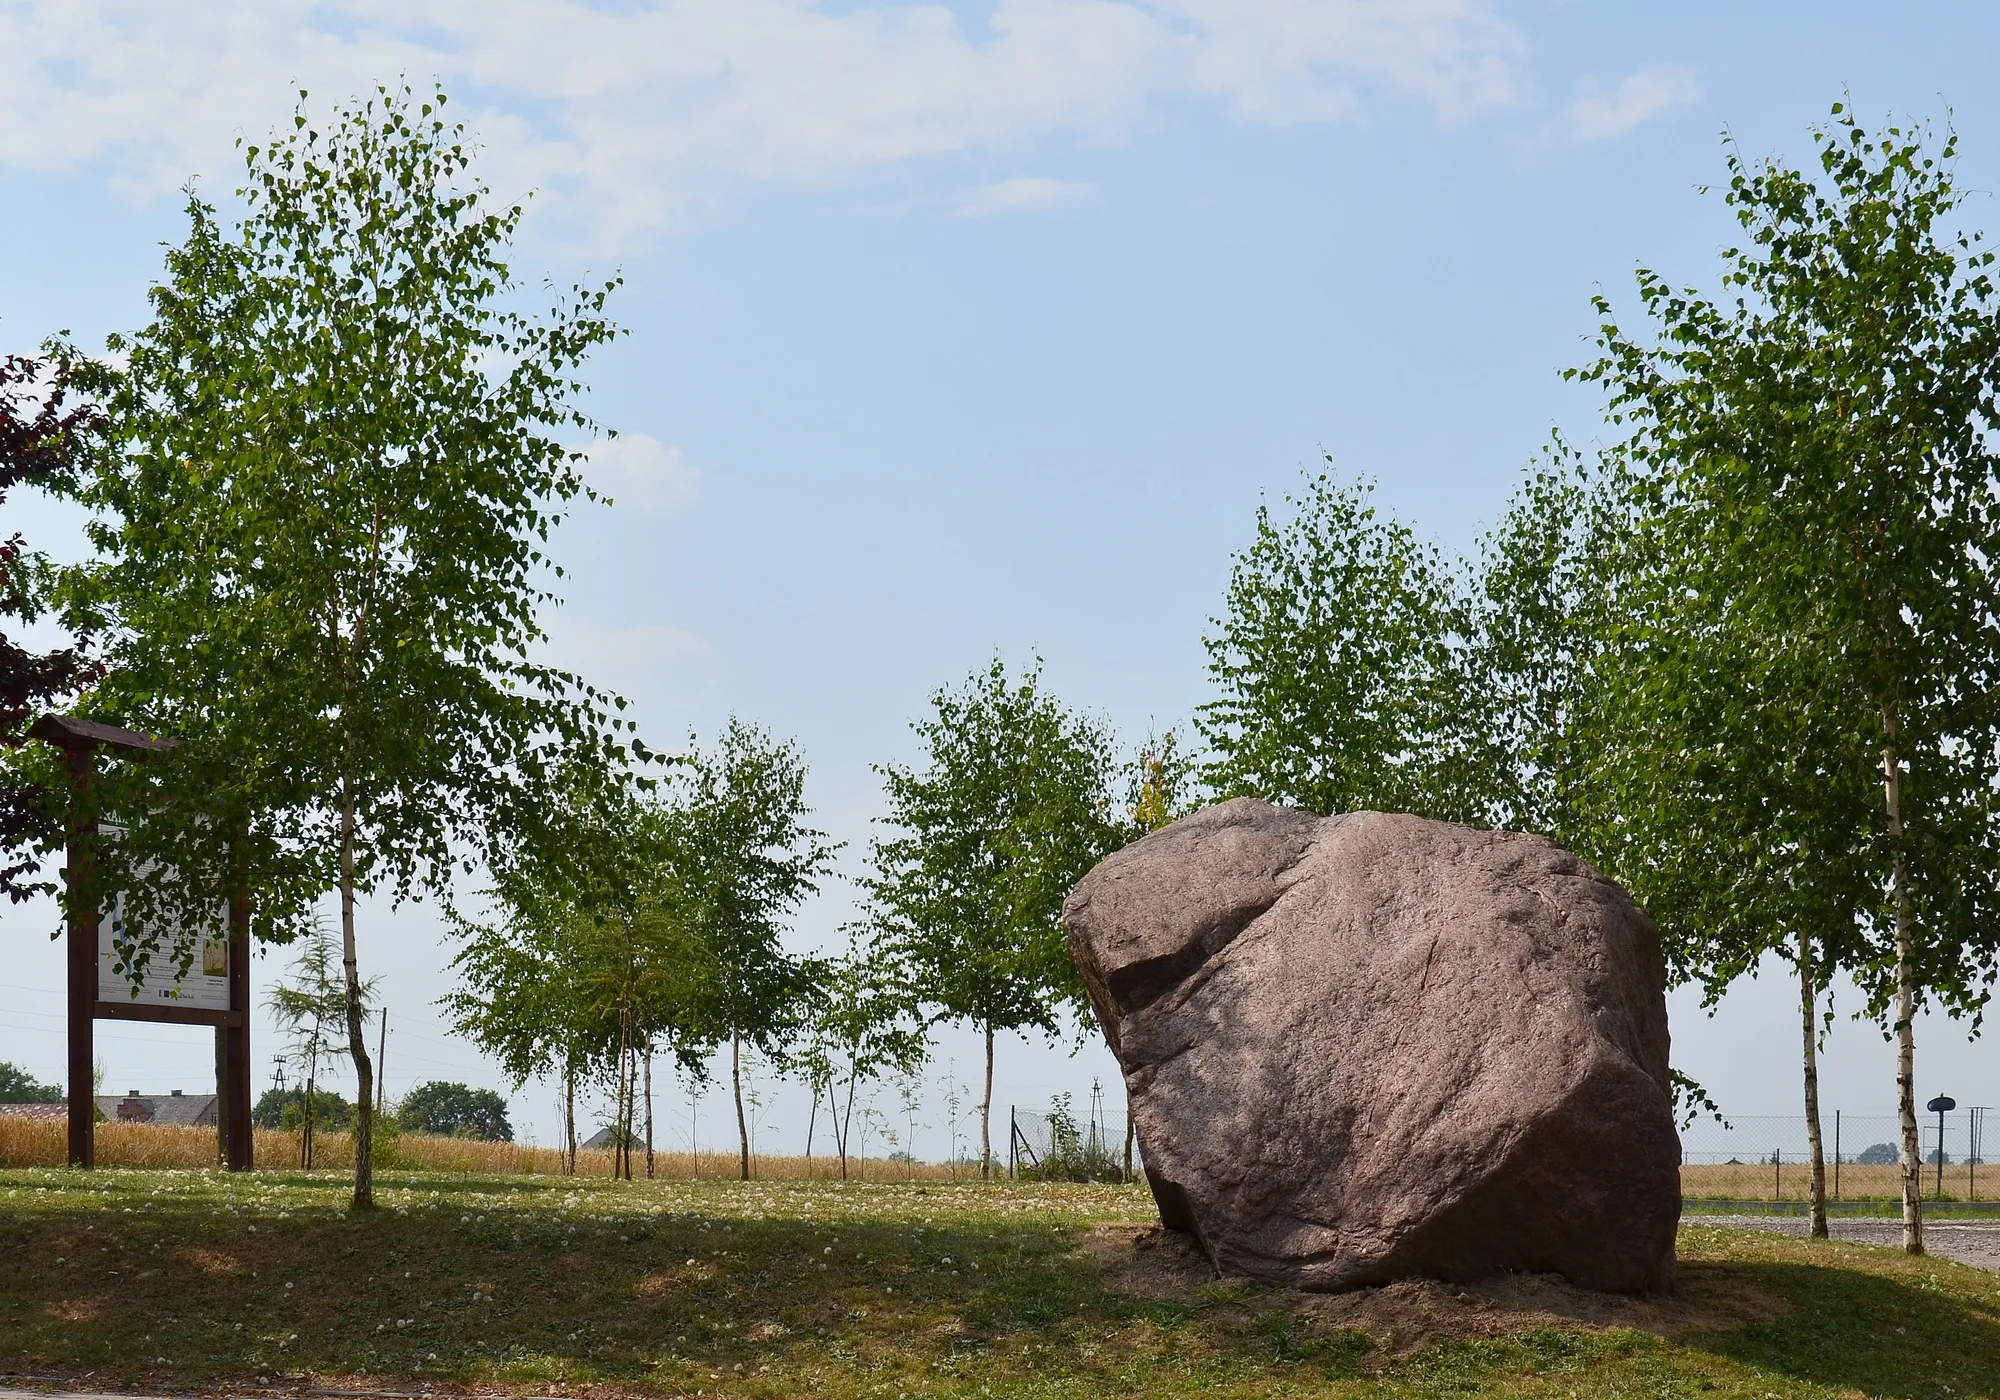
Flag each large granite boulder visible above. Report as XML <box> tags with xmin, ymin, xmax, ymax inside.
<box><xmin>1063</xmin><ymin>798</ymin><xmax>1679</xmax><ymax>1294</ymax></box>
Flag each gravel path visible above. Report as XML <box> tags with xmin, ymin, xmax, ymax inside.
<box><xmin>1687</xmin><ymin>1214</ymin><xmax>2000</xmax><ymax>1273</ymax></box>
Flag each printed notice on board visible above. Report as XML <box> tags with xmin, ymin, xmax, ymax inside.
<box><xmin>97</xmin><ymin>891</ymin><xmax>230</xmax><ymax>1010</ymax></box>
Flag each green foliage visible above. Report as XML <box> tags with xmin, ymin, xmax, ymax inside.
<box><xmin>397</xmin><ymin>1081</ymin><xmax>513</xmax><ymax>1141</ymax></box>
<box><xmin>666</xmin><ymin>718</ymin><xmax>836</xmax><ymax>1067</ymax></box>
<box><xmin>1462</xmin><ymin>441</ymin><xmax>1623</xmax><ymax>842</ymax></box>
<box><xmin>0</xmin><ymin>1060</ymin><xmax>62</xmax><ymax>1103</ymax></box>
<box><xmin>1198</xmin><ymin>468</ymin><xmax>1489</xmax><ymax>822</ymax></box>
<box><xmin>266</xmin><ymin>922</ymin><xmax>375</xmax><ymax>1163</ymax></box>
<box><xmin>1574</xmin><ymin>104</ymin><xmax>2000</xmax><ymax>1236</ymax></box>
<box><xmin>798</xmin><ymin>931</ymin><xmax>927</xmax><ymax>1177</ymax></box>
<box><xmin>1576</xmin><ymin>103</ymin><xmax>2000</xmax><ymax>1016</ymax></box>
<box><xmin>1124</xmin><ymin>727</ymin><xmax>1198</xmax><ymax>836</ymax></box>
<box><xmin>450</xmin><ymin>722</ymin><xmax>832</xmax><ymax>1176</ymax></box>
<box><xmin>664</xmin><ymin>719</ymin><xmax>836</xmax><ymax>1178</ymax></box>
<box><xmin>866</xmin><ymin>656</ymin><xmax>1123</xmax><ymax>1174</ymax></box>
<box><xmin>61</xmin><ymin>83</ymin><xmax>629</xmax><ymax>1206</ymax></box>
<box><xmin>869</xmin><ymin>656</ymin><xmax>1124</xmax><ymax>1039</ymax></box>
<box><xmin>267</xmin><ymin>922</ymin><xmax>376</xmax><ymax>1090</ymax></box>
<box><xmin>446</xmin><ymin>765</ymin><xmax>715</xmax><ymax>1150</ymax></box>
<box><xmin>252</xmin><ymin>1086</ymin><xmax>354</xmax><ymax>1131</ymax></box>
<box><xmin>368</xmin><ymin>1108</ymin><xmax>404</xmax><ymax>1168</ymax></box>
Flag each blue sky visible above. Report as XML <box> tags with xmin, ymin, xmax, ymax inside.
<box><xmin>3</xmin><ymin>0</ymin><xmax>1998</xmax><ymax>1155</ymax></box>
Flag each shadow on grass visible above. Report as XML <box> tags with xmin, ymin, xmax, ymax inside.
<box><xmin>0</xmin><ymin>1179</ymin><xmax>1134</xmax><ymax>1390</ymax></box>
<box><xmin>12</xmin><ymin>1173</ymin><xmax>1994</xmax><ymax>1399</ymax></box>
<box><xmin>1683</xmin><ymin>1258</ymin><xmax>2000</xmax><ymax>1400</ymax></box>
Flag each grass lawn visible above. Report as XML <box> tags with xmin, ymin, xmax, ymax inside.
<box><xmin>1</xmin><ymin>1169</ymin><xmax>1996</xmax><ymax>1399</ymax></box>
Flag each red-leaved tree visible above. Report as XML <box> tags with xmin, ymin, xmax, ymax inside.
<box><xmin>0</xmin><ymin>353</ymin><xmax>99</xmax><ymax>901</ymax></box>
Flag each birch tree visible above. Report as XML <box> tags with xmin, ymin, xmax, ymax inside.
<box><xmin>448</xmin><ymin>768</ymin><xmax>714</xmax><ymax>1175</ymax></box>
<box><xmin>1199</xmin><ymin>469</ymin><xmax>1492</xmax><ymax>822</ymax></box>
<box><xmin>1579</xmin><ymin>105</ymin><xmax>2000</xmax><ymax>1253</ymax></box>
<box><xmin>666</xmin><ymin>720</ymin><xmax>835</xmax><ymax>1181</ymax></box>
<box><xmin>799</xmin><ymin>933</ymin><xmax>925</xmax><ymax>1179</ymax></box>
<box><xmin>865</xmin><ymin>657</ymin><xmax>1123</xmax><ymax>1178</ymax></box>
<box><xmin>63</xmin><ymin>85</ymin><xmax>631</xmax><ymax>1208</ymax></box>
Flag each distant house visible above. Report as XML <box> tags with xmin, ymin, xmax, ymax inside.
<box><xmin>580</xmin><ymin>1126</ymin><xmax>636</xmax><ymax>1150</ymax></box>
<box><xmin>93</xmin><ymin>1090</ymin><xmax>219</xmax><ymax>1127</ymax></box>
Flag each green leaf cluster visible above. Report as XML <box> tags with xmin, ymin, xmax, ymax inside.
<box><xmin>396</xmin><ymin>1080</ymin><xmax>513</xmax><ymax>1141</ymax></box>
<box><xmin>448</xmin><ymin>720</ymin><xmax>835</xmax><ymax>1174</ymax></box>
<box><xmin>866</xmin><ymin>657</ymin><xmax>1124</xmax><ymax>1044</ymax></box>
<box><xmin>52</xmin><ymin>81</ymin><xmax>632</xmax><ymax>973</ymax></box>
<box><xmin>1197</xmin><ymin>469</ymin><xmax>1493</xmax><ymax>824</ymax></box>
<box><xmin>1573</xmin><ymin>106</ymin><xmax>2000</xmax><ymax>1027</ymax></box>
<box><xmin>0</xmin><ymin>1060</ymin><xmax>63</xmax><ymax>1104</ymax></box>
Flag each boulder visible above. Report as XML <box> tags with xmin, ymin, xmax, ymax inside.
<box><xmin>1063</xmin><ymin>798</ymin><xmax>1680</xmax><ymax>1294</ymax></box>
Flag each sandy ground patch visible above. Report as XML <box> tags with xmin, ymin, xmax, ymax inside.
<box><xmin>1079</xmin><ymin>1224</ymin><xmax>1787</xmax><ymax>1353</ymax></box>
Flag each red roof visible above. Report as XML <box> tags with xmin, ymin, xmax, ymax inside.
<box><xmin>0</xmin><ymin>1103</ymin><xmax>67</xmax><ymax>1122</ymax></box>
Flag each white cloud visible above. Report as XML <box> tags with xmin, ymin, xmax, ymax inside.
<box><xmin>1564</xmin><ymin>67</ymin><xmax>1701</xmax><ymax>143</ymax></box>
<box><xmin>578</xmin><ymin>433</ymin><xmax>700</xmax><ymax>513</ymax></box>
<box><xmin>959</xmin><ymin>176</ymin><xmax>1096</xmax><ymax>216</ymax></box>
<box><xmin>0</xmin><ymin>1</ymin><xmax>1527</xmax><ymax>245</ymax></box>
<box><xmin>1164</xmin><ymin>0</ymin><xmax>1521</xmax><ymax>125</ymax></box>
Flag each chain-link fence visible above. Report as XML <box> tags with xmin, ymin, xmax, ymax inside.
<box><xmin>1007</xmin><ymin>1098</ymin><xmax>1995</xmax><ymax>1199</ymax></box>
<box><xmin>1681</xmin><ymin>1108</ymin><xmax>1994</xmax><ymax>1201</ymax></box>
<box><xmin>1008</xmin><ymin>1088</ymin><xmax>1135</xmax><ymax>1182</ymax></box>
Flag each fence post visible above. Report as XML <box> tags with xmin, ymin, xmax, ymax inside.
<box><xmin>1773</xmin><ymin>1147</ymin><xmax>1781</xmax><ymax>1203</ymax></box>
<box><xmin>1008</xmin><ymin>1107</ymin><xmax>1016</xmax><ymax>1181</ymax></box>
<box><xmin>1834</xmin><ymin>1110</ymin><xmax>1841</xmax><ymax>1201</ymax></box>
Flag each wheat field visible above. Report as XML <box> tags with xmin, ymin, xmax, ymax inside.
<box><xmin>1679</xmin><ymin>1159</ymin><xmax>2000</xmax><ymax>1201</ymax></box>
<box><xmin>0</xmin><ymin>1118</ymin><xmax>977</xmax><ymax>1180</ymax></box>
<box><xmin>8</xmin><ymin>1120</ymin><xmax>1994</xmax><ymax>1197</ymax></box>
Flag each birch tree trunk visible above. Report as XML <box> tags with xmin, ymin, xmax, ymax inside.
<box><xmin>340</xmin><ymin>780</ymin><xmax>376</xmax><ymax>1208</ymax></box>
<box><xmin>625</xmin><ymin>1036</ymin><xmax>638</xmax><ymax>1180</ymax></box>
<box><xmin>616</xmin><ymin>1007</ymin><xmax>632</xmax><ymax>1181</ymax></box>
<box><xmin>1881</xmin><ymin>723</ymin><xmax>1924</xmax><ymax>1255</ymax></box>
<box><xmin>643</xmin><ymin>1045</ymin><xmax>655</xmax><ymax>1181</ymax></box>
<box><xmin>981</xmin><ymin>1021</ymin><xmax>994</xmax><ymax>1182</ymax></box>
<box><xmin>733</xmin><ymin>1033</ymin><xmax>751</xmax><ymax>1181</ymax></box>
<box><xmin>1798</xmin><ymin>926</ymin><xmax>1828</xmax><ymax>1239</ymax></box>
<box><xmin>837</xmin><ymin>1073</ymin><xmax>856</xmax><ymax>1181</ymax></box>
<box><xmin>564</xmin><ymin>1068</ymin><xmax>577</xmax><ymax>1175</ymax></box>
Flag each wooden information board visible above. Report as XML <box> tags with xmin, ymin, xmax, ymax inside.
<box><xmin>28</xmin><ymin>714</ymin><xmax>252</xmax><ymax>1171</ymax></box>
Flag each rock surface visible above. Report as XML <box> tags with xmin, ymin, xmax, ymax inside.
<box><xmin>1063</xmin><ymin>798</ymin><xmax>1680</xmax><ymax>1294</ymax></box>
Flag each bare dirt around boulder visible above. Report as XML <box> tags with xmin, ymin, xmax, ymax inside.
<box><xmin>1078</xmin><ymin>1224</ymin><xmax>1788</xmax><ymax>1356</ymax></box>
<box><xmin>1064</xmin><ymin>798</ymin><xmax>1683</xmax><ymax>1295</ymax></box>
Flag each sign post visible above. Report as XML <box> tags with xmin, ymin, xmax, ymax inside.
<box><xmin>30</xmin><ymin>714</ymin><xmax>253</xmax><ymax>1171</ymax></box>
<box><xmin>1927</xmin><ymin>1094</ymin><xmax>1957</xmax><ymax>1200</ymax></box>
